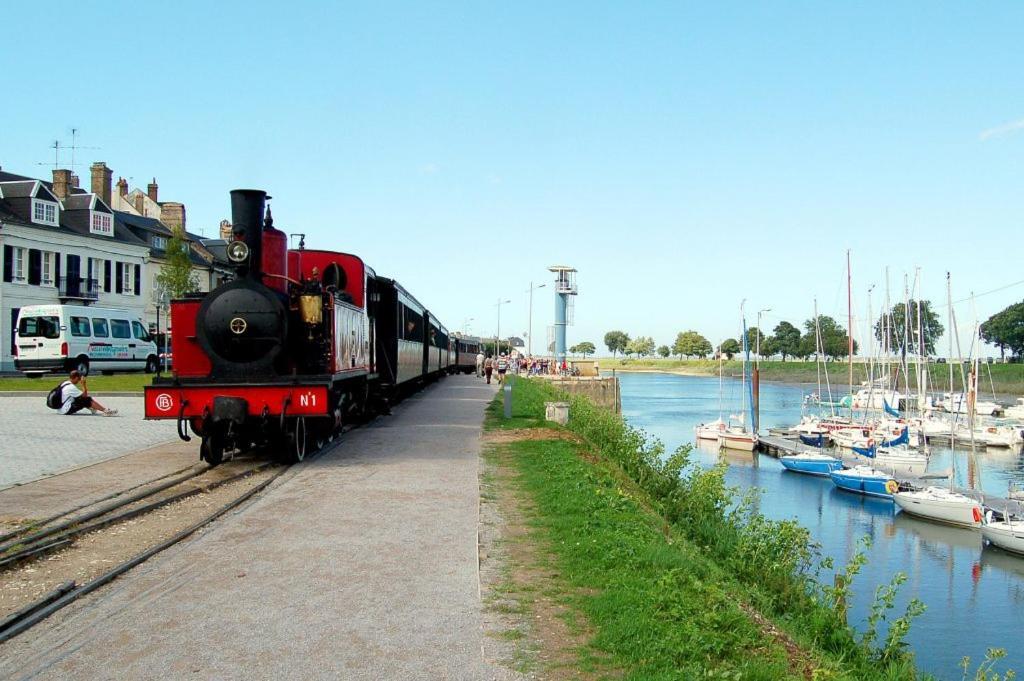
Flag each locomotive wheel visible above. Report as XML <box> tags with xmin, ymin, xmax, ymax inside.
<box><xmin>280</xmin><ymin>417</ymin><xmax>308</xmax><ymax>464</ymax></box>
<box><xmin>201</xmin><ymin>433</ymin><xmax>225</xmax><ymax>467</ymax></box>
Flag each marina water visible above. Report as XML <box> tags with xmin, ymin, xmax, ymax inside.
<box><xmin>616</xmin><ymin>371</ymin><xmax>1024</xmax><ymax>679</ymax></box>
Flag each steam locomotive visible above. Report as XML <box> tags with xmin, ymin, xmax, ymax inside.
<box><xmin>143</xmin><ymin>189</ymin><xmax>478</xmax><ymax>464</ymax></box>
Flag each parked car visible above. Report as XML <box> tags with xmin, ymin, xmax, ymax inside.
<box><xmin>14</xmin><ymin>304</ymin><xmax>159</xmax><ymax>376</ymax></box>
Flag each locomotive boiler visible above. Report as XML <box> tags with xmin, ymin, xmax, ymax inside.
<box><xmin>144</xmin><ymin>188</ymin><xmax>463</xmax><ymax>464</ymax></box>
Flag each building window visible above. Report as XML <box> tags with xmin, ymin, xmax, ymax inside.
<box><xmin>152</xmin><ymin>236</ymin><xmax>167</xmax><ymax>250</ymax></box>
<box><xmin>42</xmin><ymin>252</ymin><xmax>54</xmax><ymax>286</ymax></box>
<box><xmin>12</xmin><ymin>247</ymin><xmax>25</xmax><ymax>282</ymax></box>
<box><xmin>120</xmin><ymin>263</ymin><xmax>135</xmax><ymax>294</ymax></box>
<box><xmin>90</xmin><ymin>211</ymin><xmax>113</xmax><ymax>236</ymax></box>
<box><xmin>31</xmin><ymin>200</ymin><xmax>58</xmax><ymax>226</ymax></box>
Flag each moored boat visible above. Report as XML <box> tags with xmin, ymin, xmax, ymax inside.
<box><xmin>893</xmin><ymin>486</ymin><xmax>983</xmax><ymax>528</ymax></box>
<box><xmin>829</xmin><ymin>465</ymin><xmax>898</xmax><ymax>499</ymax></box>
<box><xmin>779</xmin><ymin>452</ymin><xmax>844</xmax><ymax>477</ymax></box>
<box><xmin>720</xmin><ymin>426</ymin><xmax>758</xmax><ymax>451</ymax></box>
<box><xmin>981</xmin><ymin>519</ymin><xmax>1024</xmax><ymax>555</ymax></box>
<box><xmin>694</xmin><ymin>418</ymin><xmax>726</xmax><ymax>442</ymax></box>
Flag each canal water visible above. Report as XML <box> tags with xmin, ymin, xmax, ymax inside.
<box><xmin>615</xmin><ymin>371</ymin><xmax>1024</xmax><ymax>680</ymax></box>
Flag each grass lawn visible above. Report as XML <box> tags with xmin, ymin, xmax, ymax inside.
<box><xmin>0</xmin><ymin>373</ymin><xmax>155</xmax><ymax>392</ymax></box>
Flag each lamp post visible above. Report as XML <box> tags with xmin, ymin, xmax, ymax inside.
<box><xmin>463</xmin><ymin>317</ymin><xmax>474</xmax><ymax>335</ymax></box>
<box><xmin>525</xmin><ymin>282</ymin><xmax>546</xmax><ymax>356</ymax></box>
<box><xmin>495</xmin><ymin>298</ymin><xmax>510</xmax><ymax>357</ymax></box>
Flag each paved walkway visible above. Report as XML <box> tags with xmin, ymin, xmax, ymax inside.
<box><xmin>0</xmin><ymin>395</ymin><xmax>178</xmax><ymax>489</ymax></box>
<box><xmin>0</xmin><ymin>375</ymin><xmax>515</xmax><ymax>680</ymax></box>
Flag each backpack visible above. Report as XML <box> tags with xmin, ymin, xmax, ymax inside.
<box><xmin>46</xmin><ymin>381</ymin><xmax>68</xmax><ymax>410</ymax></box>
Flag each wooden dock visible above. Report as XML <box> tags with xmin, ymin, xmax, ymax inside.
<box><xmin>758</xmin><ymin>434</ymin><xmax>819</xmax><ymax>458</ymax></box>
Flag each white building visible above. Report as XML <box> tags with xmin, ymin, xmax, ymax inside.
<box><xmin>0</xmin><ymin>164</ymin><xmax>231</xmax><ymax>372</ymax></box>
<box><xmin>0</xmin><ymin>168</ymin><xmax>149</xmax><ymax>371</ymax></box>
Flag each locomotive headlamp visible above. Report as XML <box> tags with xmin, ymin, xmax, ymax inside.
<box><xmin>226</xmin><ymin>240</ymin><xmax>250</xmax><ymax>263</ymax></box>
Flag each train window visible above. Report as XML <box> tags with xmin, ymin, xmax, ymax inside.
<box><xmin>93</xmin><ymin>319</ymin><xmax>109</xmax><ymax>338</ymax></box>
<box><xmin>403</xmin><ymin>306</ymin><xmax>422</xmax><ymax>341</ymax></box>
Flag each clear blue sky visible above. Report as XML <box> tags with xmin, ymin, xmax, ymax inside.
<box><xmin>3</xmin><ymin>2</ymin><xmax>1022</xmax><ymax>356</ymax></box>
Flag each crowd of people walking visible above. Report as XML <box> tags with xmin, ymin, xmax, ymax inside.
<box><xmin>474</xmin><ymin>351</ymin><xmax>573</xmax><ymax>384</ymax></box>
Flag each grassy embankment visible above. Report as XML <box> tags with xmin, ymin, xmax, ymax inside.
<box><xmin>485</xmin><ymin>376</ymin><xmax>939</xmax><ymax>680</ymax></box>
<box><xmin>596</xmin><ymin>357</ymin><xmax>1024</xmax><ymax>395</ymax></box>
<box><xmin>0</xmin><ymin>373</ymin><xmax>154</xmax><ymax>392</ymax></box>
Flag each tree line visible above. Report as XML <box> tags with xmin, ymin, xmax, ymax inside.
<box><xmin>602</xmin><ymin>314</ymin><xmax>870</xmax><ymax>361</ymax></box>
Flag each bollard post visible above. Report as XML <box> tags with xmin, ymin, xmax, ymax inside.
<box><xmin>503</xmin><ymin>384</ymin><xmax>512</xmax><ymax>419</ymax></box>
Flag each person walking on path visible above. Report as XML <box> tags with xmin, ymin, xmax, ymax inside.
<box><xmin>59</xmin><ymin>370</ymin><xmax>118</xmax><ymax>416</ymax></box>
<box><xmin>496</xmin><ymin>354</ymin><xmax>509</xmax><ymax>384</ymax></box>
<box><xmin>483</xmin><ymin>355</ymin><xmax>494</xmax><ymax>384</ymax></box>
<box><xmin>475</xmin><ymin>351</ymin><xmax>484</xmax><ymax>377</ymax></box>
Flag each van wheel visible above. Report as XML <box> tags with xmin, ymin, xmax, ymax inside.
<box><xmin>145</xmin><ymin>355</ymin><xmax>159</xmax><ymax>373</ymax></box>
<box><xmin>74</xmin><ymin>357</ymin><xmax>90</xmax><ymax>376</ymax></box>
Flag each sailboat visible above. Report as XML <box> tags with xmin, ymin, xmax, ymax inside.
<box><xmin>982</xmin><ymin>489</ymin><xmax>1024</xmax><ymax>555</ymax></box>
<box><xmin>720</xmin><ymin>304</ymin><xmax>758</xmax><ymax>451</ymax></box>
<box><xmin>695</xmin><ymin>345</ymin><xmax>728</xmax><ymax>441</ymax></box>
<box><xmin>893</xmin><ymin>273</ymin><xmax>983</xmax><ymax>528</ymax></box>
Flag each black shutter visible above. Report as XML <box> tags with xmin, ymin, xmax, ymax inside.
<box><xmin>87</xmin><ymin>258</ymin><xmax>93</xmax><ymax>283</ymax></box>
<box><xmin>54</xmin><ymin>251</ymin><xmax>61</xmax><ymax>286</ymax></box>
<box><xmin>10</xmin><ymin>308</ymin><xmax>19</xmax><ymax>356</ymax></box>
<box><xmin>134</xmin><ymin>264</ymin><xmax>141</xmax><ymax>296</ymax></box>
<box><xmin>104</xmin><ymin>260</ymin><xmax>112</xmax><ymax>292</ymax></box>
<box><xmin>115</xmin><ymin>262</ymin><xmax>123</xmax><ymax>294</ymax></box>
<box><xmin>66</xmin><ymin>255</ymin><xmax>81</xmax><ymax>297</ymax></box>
<box><xmin>28</xmin><ymin>249</ymin><xmax>42</xmax><ymax>285</ymax></box>
<box><xmin>2</xmin><ymin>245</ymin><xmax>11</xmax><ymax>283</ymax></box>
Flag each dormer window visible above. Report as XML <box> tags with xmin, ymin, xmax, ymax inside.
<box><xmin>31</xmin><ymin>199</ymin><xmax>59</xmax><ymax>226</ymax></box>
<box><xmin>153</xmin><ymin>236</ymin><xmax>168</xmax><ymax>250</ymax></box>
<box><xmin>90</xmin><ymin>211</ymin><xmax>113</xmax><ymax>236</ymax></box>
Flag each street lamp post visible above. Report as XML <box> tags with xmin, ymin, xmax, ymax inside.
<box><xmin>525</xmin><ymin>282</ymin><xmax>546</xmax><ymax>356</ymax></box>
<box><xmin>495</xmin><ymin>298</ymin><xmax>511</xmax><ymax>357</ymax></box>
<box><xmin>463</xmin><ymin>317</ymin><xmax>474</xmax><ymax>335</ymax></box>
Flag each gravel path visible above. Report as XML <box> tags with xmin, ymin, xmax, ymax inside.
<box><xmin>0</xmin><ymin>375</ymin><xmax>519</xmax><ymax>680</ymax></box>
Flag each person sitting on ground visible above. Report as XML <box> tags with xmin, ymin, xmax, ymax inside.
<box><xmin>59</xmin><ymin>370</ymin><xmax>118</xmax><ymax>416</ymax></box>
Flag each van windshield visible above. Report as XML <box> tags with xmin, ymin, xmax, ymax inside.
<box><xmin>18</xmin><ymin>316</ymin><xmax>60</xmax><ymax>339</ymax></box>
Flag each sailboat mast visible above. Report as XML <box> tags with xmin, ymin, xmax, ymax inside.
<box><xmin>947</xmin><ymin>272</ymin><xmax>956</xmax><ymax>491</ymax></box>
<box><xmin>847</xmin><ymin>249</ymin><xmax>854</xmax><ymax>403</ymax></box>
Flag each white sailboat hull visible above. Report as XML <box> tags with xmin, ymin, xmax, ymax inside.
<box><xmin>720</xmin><ymin>432</ymin><xmax>758</xmax><ymax>451</ymax></box>
<box><xmin>982</xmin><ymin>521</ymin><xmax>1024</xmax><ymax>555</ymax></box>
<box><xmin>893</xmin><ymin>488</ymin><xmax>982</xmax><ymax>528</ymax></box>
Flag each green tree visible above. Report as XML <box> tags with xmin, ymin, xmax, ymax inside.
<box><xmin>657</xmin><ymin>344</ymin><xmax>670</xmax><ymax>358</ymax></box>
<box><xmin>155</xmin><ymin>232</ymin><xmax>199</xmax><ymax>300</ymax></box>
<box><xmin>770</xmin><ymin>321</ymin><xmax>802</xmax><ymax>361</ymax></box>
<box><xmin>874</xmin><ymin>300</ymin><xmax>944</xmax><ymax>357</ymax></box>
<box><xmin>626</xmin><ymin>336</ymin><xmax>656</xmax><ymax>357</ymax></box>
<box><xmin>803</xmin><ymin>315</ymin><xmax>858</xmax><ymax>361</ymax></box>
<box><xmin>720</xmin><ymin>338</ymin><xmax>740</xmax><ymax>359</ymax></box>
<box><xmin>673</xmin><ymin>330</ymin><xmax>713</xmax><ymax>359</ymax></box>
<box><xmin>745</xmin><ymin>327</ymin><xmax>766</xmax><ymax>359</ymax></box>
<box><xmin>604</xmin><ymin>330</ymin><xmax>630</xmax><ymax>358</ymax></box>
<box><xmin>571</xmin><ymin>341</ymin><xmax>596</xmax><ymax>358</ymax></box>
<box><xmin>981</xmin><ymin>301</ymin><xmax>1024</xmax><ymax>359</ymax></box>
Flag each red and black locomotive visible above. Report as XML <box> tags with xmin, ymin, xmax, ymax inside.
<box><xmin>144</xmin><ymin>189</ymin><xmax>467</xmax><ymax>464</ymax></box>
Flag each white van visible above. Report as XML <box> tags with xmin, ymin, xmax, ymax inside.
<box><xmin>14</xmin><ymin>304</ymin><xmax>159</xmax><ymax>376</ymax></box>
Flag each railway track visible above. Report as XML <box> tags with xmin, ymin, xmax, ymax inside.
<box><xmin>0</xmin><ymin>420</ymin><xmax>361</xmax><ymax>645</ymax></box>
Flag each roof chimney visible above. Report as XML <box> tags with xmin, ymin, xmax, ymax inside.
<box><xmin>219</xmin><ymin>219</ymin><xmax>233</xmax><ymax>239</ymax></box>
<box><xmin>117</xmin><ymin>177</ymin><xmax>128</xmax><ymax>197</ymax></box>
<box><xmin>51</xmin><ymin>169</ymin><xmax>72</xmax><ymax>200</ymax></box>
<box><xmin>90</xmin><ymin>162</ymin><xmax>112</xmax><ymax>205</ymax></box>
<box><xmin>133</xmin><ymin>193</ymin><xmax>145</xmax><ymax>214</ymax></box>
<box><xmin>160</xmin><ymin>202</ymin><xmax>186</xmax><ymax>234</ymax></box>
<box><xmin>147</xmin><ymin>178</ymin><xmax>158</xmax><ymax>203</ymax></box>
<box><xmin>70</xmin><ymin>174</ymin><xmax>81</xmax><ymax>189</ymax></box>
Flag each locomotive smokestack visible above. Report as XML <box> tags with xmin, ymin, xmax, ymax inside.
<box><xmin>229</xmin><ymin>189</ymin><xmax>267</xmax><ymax>279</ymax></box>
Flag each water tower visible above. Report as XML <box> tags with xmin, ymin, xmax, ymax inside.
<box><xmin>548</xmin><ymin>265</ymin><xmax>578</xmax><ymax>366</ymax></box>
